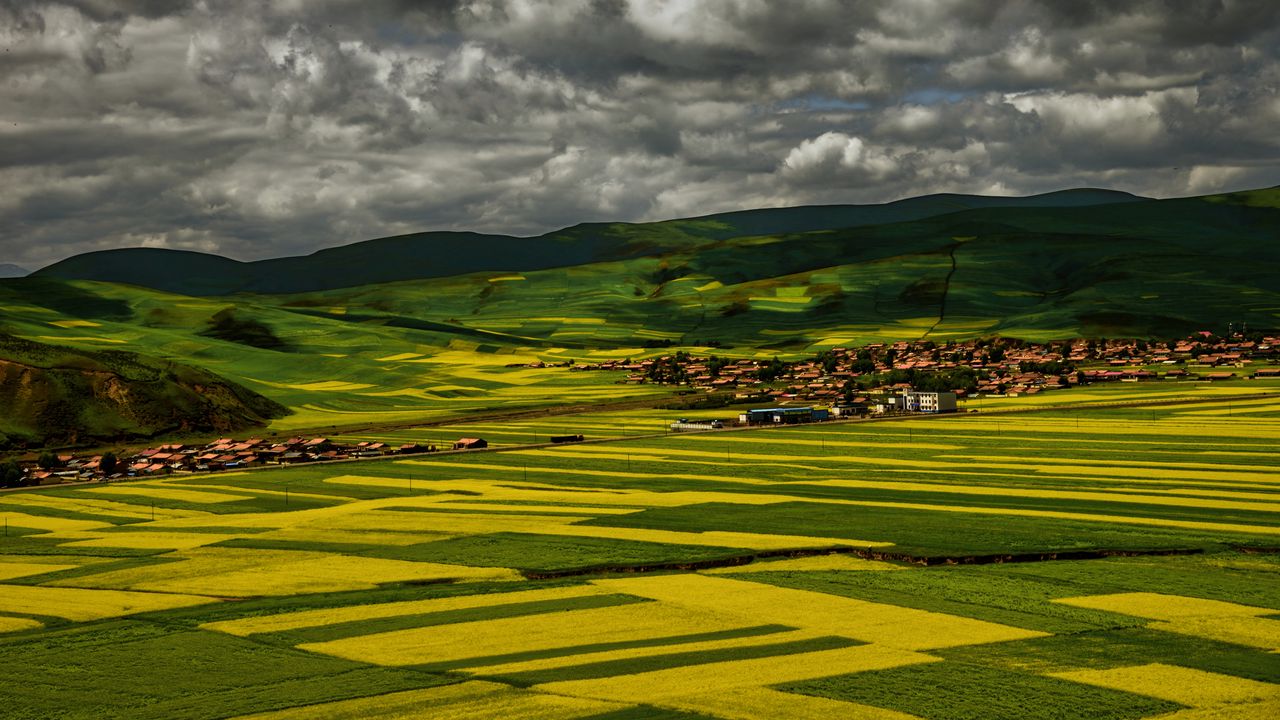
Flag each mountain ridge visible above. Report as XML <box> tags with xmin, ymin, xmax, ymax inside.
<box><xmin>35</xmin><ymin>188</ymin><xmax>1147</xmax><ymax>296</ymax></box>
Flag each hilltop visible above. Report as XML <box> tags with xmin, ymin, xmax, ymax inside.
<box><xmin>0</xmin><ymin>333</ymin><xmax>289</xmax><ymax>449</ymax></box>
<box><xmin>35</xmin><ymin>188</ymin><xmax>1143</xmax><ymax>296</ymax></box>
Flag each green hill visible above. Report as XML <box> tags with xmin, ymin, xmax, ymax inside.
<box><xmin>3</xmin><ymin>185</ymin><xmax>1278</xmax><ymax>436</ymax></box>
<box><xmin>33</xmin><ymin>189</ymin><xmax>1143</xmax><ymax>296</ymax></box>
<box><xmin>0</xmin><ymin>333</ymin><xmax>289</xmax><ymax>449</ymax></box>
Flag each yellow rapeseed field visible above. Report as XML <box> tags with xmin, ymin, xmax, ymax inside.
<box><xmin>299</xmin><ymin>601</ymin><xmax>750</xmax><ymax>667</ymax></box>
<box><xmin>464</xmin><ymin>628</ymin><xmax>824</xmax><ymax>675</ymax></box>
<box><xmin>91</xmin><ymin>485</ymin><xmax>256</xmax><ymax>504</ymax></box>
<box><xmin>0</xmin><ymin>584</ymin><xmax>216</xmax><ymax>621</ymax></box>
<box><xmin>1148</xmin><ymin>617</ymin><xmax>1280</xmax><ymax>652</ymax></box>
<box><xmin>702</xmin><ymin>554</ymin><xmax>904</xmax><ymax>574</ymax></box>
<box><xmin>2</xmin><ymin>493</ymin><xmax>209</xmax><ymax>520</ymax></box>
<box><xmin>54</xmin><ymin>547</ymin><xmax>519</xmax><ymax>596</ymax></box>
<box><xmin>203</xmin><ymin>584</ymin><xmax>607</xmax><ymax>636</ymax></box>
<box><xmin>0</xmin><ymin>561</ymin><xmax>78</xmax><ymax>581</ymax></box>
<box><xmin>811</xmin><ymin>478</ymin><xmax>1280</xmax><ymax>514</ymax></box>
<box><xmin>592</xmin><ymin>575</ymin><xmax>1047</xmax><ymax>651</ymax></box>
<box><xmin>0</xmin><ymin>616</ymin><xmax>43</xmax><ymax>634</ymax></box>
<box><xmin>58</xmin><ymin>531</ymin><xmax>244</xmax><ymax>550</ymax></box>
<box><xmin>1051</xmin><ymin>664</ymin><xmax>1280</xmax><ymax>707</ymax></box>
<box><xmin>251</xmin><ymin>527</ymin><xmax>447</xmax><ymax>546</ymax></box>
<box><xmin>230</xmin><ymin>680</ymin><xmax>627</xmax><ymax>720</ymax></box>
<box><xmin>0</xmin><ymin>510</ymin><xmax>112</xmax><ymax>533</ymax></box>
<box><xmin>668</xmin><ymin>687</ymin><xmax>924</xmax><ymax>720</ymax></box>
<box><xmin>1054</xmin><ymin>592</ymin><xmax>1280</xmax><ymax>652</ymax></box>
<box><xmin>536</xmin><ymin>644</ymin><xmax>939</xmax><ymax>703</ymax></box>
<box><xmin>1053</xmin><ymin>592</ymin><xmax>1273</xmax><ymax>620</ymax></box>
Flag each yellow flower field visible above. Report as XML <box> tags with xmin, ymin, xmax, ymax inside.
<box><xmin>1147</xmin><ymin>616</ymin><xmax>1280</xmax><ymax>652</ymax></box>
<box><xmin>299</xmin><ymin>600</ymin><xmax>752</xmax><ymax>667</ymax></box>
<box><xmin>1051</xmin><ymin>664</ymin><xmax>1280</xmax><ymax>708</ymax></box>
<box><xmin>702</xmin><ymin>554</ymin><xmax>904</xmax><ymax>574</ymax></box>
<box><xmin>91</xmin><ymin>485</ymin><xmax>256</xmax><ymax>504</ymax></box>
<box><xmin>203</xmin><ymin>584</ymin><xmax>607</xmax><ymax>637</ymax></box>
<box><xmin>0</xmin><ymin>616</ymin><xmax>43</xmax><ymax>634</ymax></box>
<box><xmin>2</xmin><ymin>493</ymin><xmax>210</xmax><ymax>520</ymax></box>
<box><xmin>0</xmin><ymin>584</ymin><xmax>216</xmax><ymax>621</ymax></box>
<box><xmin>230</xmin><ymin>680</ymin><xmax>627</xmax><ymax>720</ymax></box>
<box><xmin>1054</xmin><ymin>592</ymin><xmax>1280</xmax><ymax>651</ymax></box>
<box><xmin>536</xmin><ymin>644</ymin><xmax>939</xmax><ymax>703</ymax></box>
<box><xmin>592</xmin><ymin>574</ymin><xmax>1047</xmax><ymax>651</ymax></box>
<box><xmin>0</xmin><ymin>510</ymin><xmax>112</xmax><ymax>533</ymax></box>
<box><xmin>56</xmin><ymin>531</ymin><xmax>244</xmax><ymax>550</ymax></box>
<box><xmin>464</xmin><ymin>627</ymin><xmax>827</xmax><ymax>676</ymax></box>
<box><xmin>810</xmin><ymin>478</ymin><xmax>1280</xmax><ymax>514</ymax></box>
<box><xmin>251</xmin><ymin>527</ymin><xmax>448</xmax><ymax>546</ymax></box>
<box><xmin>1053</xmin><ymin>592</ymin><xmax>1274</xmax><ymax>620</ymax></box>
<box><xmin>0</xmin><ymin>561</ymin><xmax>78</xmax><ymax>581</ymax></box>
<box><xmin>658</xmin><ymin>687</ymin><xmax>923</xmax><ymax>720</ymax></box>
<box><xmin>52</xmin><ymin>547</ymin><xmax>520</xmax><ymax>596</ymax></box>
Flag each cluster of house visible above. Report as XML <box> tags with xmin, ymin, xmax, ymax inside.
<box><xmin>15</xmin><ymin>435</ymin><xmax>459</xmax><ymax>486</ymax></box>
<box><xmin>579</xmin><ymin>333</ymin><xmax>1280</xmax><ymax>403</ymax></box>
<box><xmin>670</xmin><ymin>391</ymin><xmax>961</xmax><ymax>432</ymax></box>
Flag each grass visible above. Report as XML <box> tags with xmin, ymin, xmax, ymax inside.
<box><xmin>260</xmin><ymin>593</ymin><xmax>650</xmax><ymax>647</ymax></box>
<box><xmin>0</xmin><ymin>620</ymin><xmax>446</xmax><ymax>720</ymax></box>
<box><xmin>782</xmin><ymin>661</ymin><xmax>1182</xmax><ymax>720</ymax></box>
<box><xmin>940</xmin><ymin>627</ymin><xmax>1280</xmax><ymax>684</ymax></box>
<box><xmin>355</xmin><ymin>532</ymin><xmax>747</xmax><ymax>573</ymax></box>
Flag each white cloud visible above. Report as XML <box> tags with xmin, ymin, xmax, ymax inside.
<box><xmin>781</xmin><ymin>132</ymin><xmax>899</xmax><ymax>185</ymax></box>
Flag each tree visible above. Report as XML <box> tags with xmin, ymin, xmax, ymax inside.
<box><xmin>0</xmin><ymin>460</ymin><xmax>23</xmax><ymax>487</ymax></box>
<box><xmin>37</xmin><ymin>451</ymin><xmax>61</xmax><ymax>469</ymax></box>
<box><xmin>100</xmin><ymin>452</ymin><xmax>118</xmax><ymax>476</ymax></box>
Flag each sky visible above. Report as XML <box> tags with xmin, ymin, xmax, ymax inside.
<box><xmin>2</xmin><ymin>1</ymin><xmax>1279</xmax><ymax>270</ymax></box>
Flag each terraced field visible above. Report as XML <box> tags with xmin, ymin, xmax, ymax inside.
<box><xmin>1</xmin><ymin>389</ymin><xmax>1278</xmax><ymax>718</ymax></box>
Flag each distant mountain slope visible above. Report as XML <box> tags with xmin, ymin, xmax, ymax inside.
<box><xmin>0</xmin><ymin>264</ymin><xmax>28</xmax><ymax>278</ymax></box>
<box><xmin>35</xmin><ymin>189</ymin><xmax>1144</xmax><ymax>296</ymax></box>
<box><xmin>0</xmin><ymin>333</ymin><xmax>289</xmax><ymax>449</ymax></box>
<box><xmin>265</xmin><ymin>191</ymin><xmax>1279</xmax><ymax>345</ymax></box>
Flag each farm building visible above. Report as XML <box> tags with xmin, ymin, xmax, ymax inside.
<box><xmin>550</xmin><ymin>434</ymin><xmax>585</xmax><ymax>443</ymax></box>
<box><xmin>738</xmin><ymin>407</ymin><xmax>827</xmax><ymax>425</ymax></box>
<box><xmin>905</xmin><ymin>391</ymin><xmax>958</xmax><ymax>413</ymax></box>
<box><xmin>453</xmin><ymin>437</ymin><xmax>488</xmax><ymax>450</ymax></box>
<box><xmin>830</xmin><ymin>401</ymin><xmax>869</xmax><ymax>418</ymax></box>
<box><xmin>669</xmin><ymin>419</ymin><xmax>725</xmax><ymax>432</ymax></box>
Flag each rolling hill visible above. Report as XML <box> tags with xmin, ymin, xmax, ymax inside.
<box><xmin>0</xmin><ymin>333</ymin><xmax>289</xmax><ymax>449</ymax></box>
<box><xmin>2</xmin><ymin>185</ymin><xmax>1277</xmax><ymax>441</ymax></box>
<box><xmin>34</xmin><ymin>189</ymin><xmax>1144</xmax><ymax>296</ymax></box>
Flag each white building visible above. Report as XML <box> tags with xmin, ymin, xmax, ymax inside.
<box><xmin>905</xmin><ymin>391</ymin><xmax>957</xmax><ymax>413</ymax></box>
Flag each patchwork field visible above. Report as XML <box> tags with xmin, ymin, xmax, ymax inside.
<box><xmin>1</xmin><ymin>393</ymin><xmax>1279</xmax><ymax>718</ymax></box>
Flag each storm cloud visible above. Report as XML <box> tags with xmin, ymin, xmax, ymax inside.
<box><xmin>2</xmin><ymin>0</ymin><xmax>1278</xmax><ymax>268</ymax></box>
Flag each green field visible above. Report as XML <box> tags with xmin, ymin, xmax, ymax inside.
<box><xmin>2</xmin><ymin>390</ymin><xmax>1278</xmax><ymax>719</ymax></box>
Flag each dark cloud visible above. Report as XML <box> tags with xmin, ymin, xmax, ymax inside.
<box><xmin>2</xmin><ymin>0</ymin><xmax>1279</xmax><ymax>269</ymax></box>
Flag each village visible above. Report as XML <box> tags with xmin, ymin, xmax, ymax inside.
<box><xmin>3</xmin><ymin>332</ymin><xmax>1276</xmax><ymax>489</ymax></box>
<box><xmin>576</xmin><ymin>332</ymin><xmax>1280</xmax><ymax>403</ymax></box>
<box><xmin>0</xmin><ymin>436</ymin><xmax>456</xmax><ymax>488</ymax></box>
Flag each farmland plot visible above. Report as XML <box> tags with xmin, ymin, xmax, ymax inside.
<box><xmin>1</xmin><ymin>396</ymin><xmax>1278</xmax><ymax>718</ymax></box>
